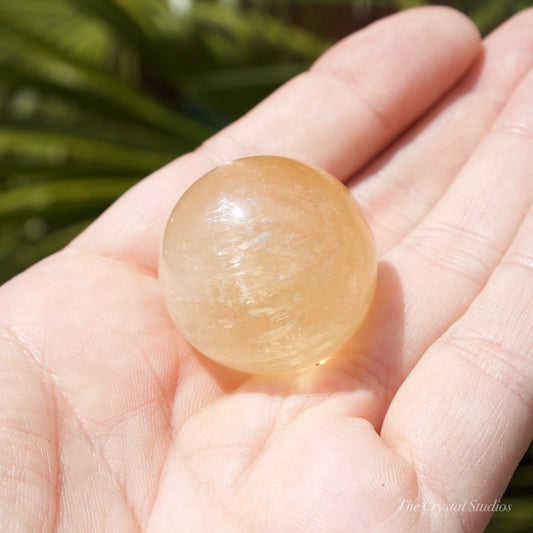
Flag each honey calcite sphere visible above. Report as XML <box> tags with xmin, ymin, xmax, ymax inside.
<box><xmin>159</xmin><ymin>156</ymin><xmax>376</xmax><ymax>374</ymax></box>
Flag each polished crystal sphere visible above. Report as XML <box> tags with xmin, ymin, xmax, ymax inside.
<box><xmin>159</xmin><ymin>156</ymin><xmax>377</xmax><ymax>374</ymax></box>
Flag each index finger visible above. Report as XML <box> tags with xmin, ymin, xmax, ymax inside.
<box><xmin>71</xmin><ymin>6</ymin><xmax>480</xmax><ymax>272</ymax></box>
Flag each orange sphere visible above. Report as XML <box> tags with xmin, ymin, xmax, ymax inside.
<box><xmin>159</xmin><ymin>156</ymin><xmax>376</xmax><ymax>374</ymax></box>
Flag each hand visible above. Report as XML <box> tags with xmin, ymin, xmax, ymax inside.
<box><xmin>1</xmin><ymin>6</ymin><xmax>532</xmax><ymax>532</ymax></box>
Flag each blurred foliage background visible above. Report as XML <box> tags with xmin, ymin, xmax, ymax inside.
<box><xmin>0</xmin><ymin>1</ymin><xmax>531</xmax><ymax>530</ymax></box>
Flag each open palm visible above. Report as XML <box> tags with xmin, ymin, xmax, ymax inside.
<box><xmin>1</xmin><ymin>7</ymin><xmax>533</xmax><ymax>532</ymax></box>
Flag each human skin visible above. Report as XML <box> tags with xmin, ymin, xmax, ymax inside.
<box><xmin>1</xmin><ymin>6</ymin><xmax>533</xmax><ymax>532</ymax></box>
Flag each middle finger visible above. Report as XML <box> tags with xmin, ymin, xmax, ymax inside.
<box><xmin>351</xmin><ymin>9</ymin><xmax>533</xmax><ymax>257</ymax></box>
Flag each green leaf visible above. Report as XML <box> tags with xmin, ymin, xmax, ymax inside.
<box><xmin>0</xmin><ymin>219</ymin><xmax>93</xmax><ymax>283</ymax></box>
<box><xmin>0</xmin><ymin>177</ymin><xmax>138</xmax><ymax>215</ymax></box>
<box><xmin>0</xmin><ymin>126</ymin><xmax>176</xmax><ymax>171</ymax></box>
<box><xmin>0</xmin><ymin>16</ymin><xmax>212</xmax><ymax>139</ymax></box>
